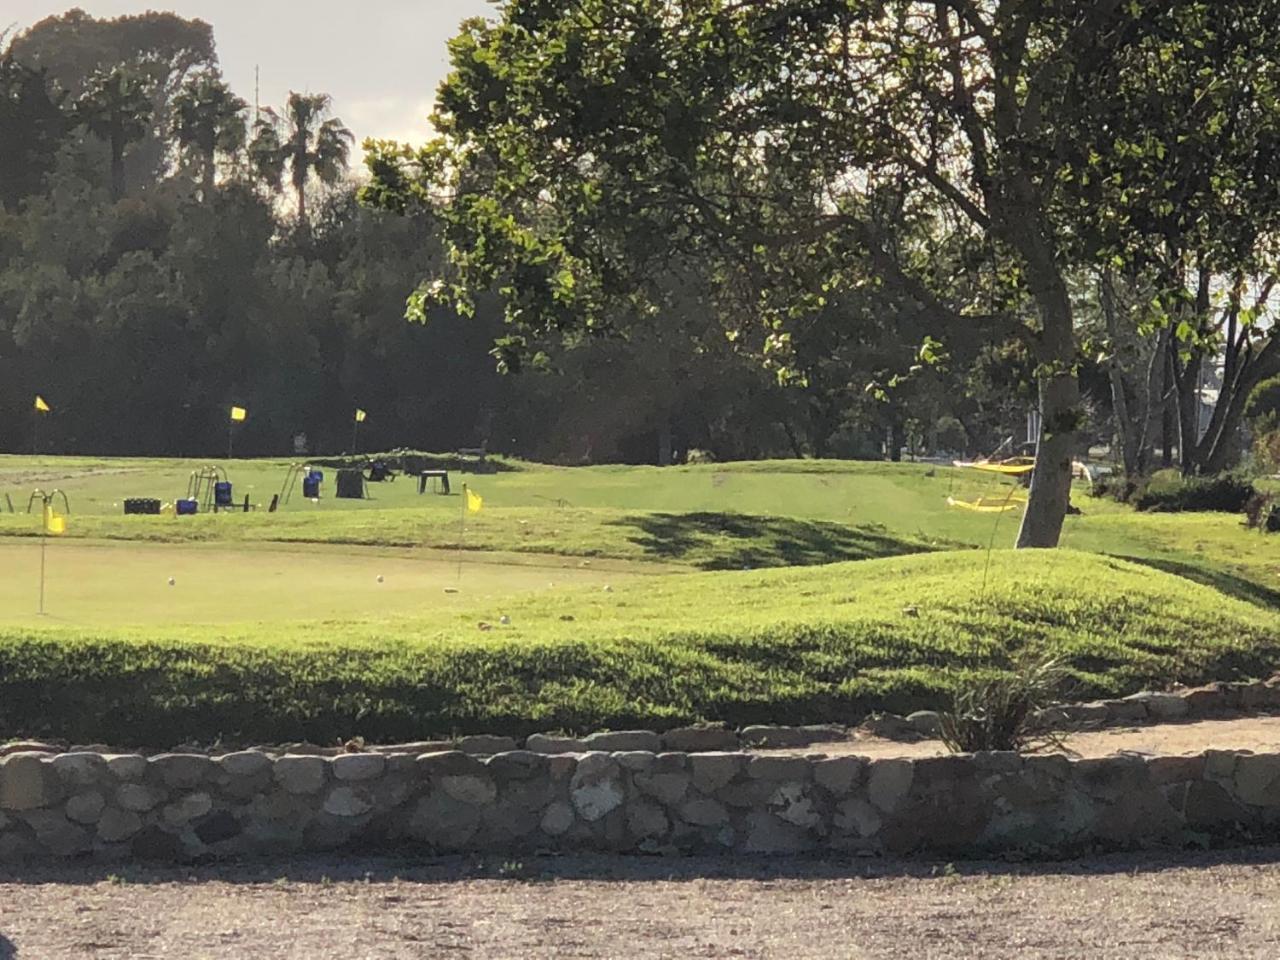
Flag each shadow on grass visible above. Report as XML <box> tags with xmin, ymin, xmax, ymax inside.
<box><xmin>608</xmin><ymin>511</ymin><xmax>938</xmax><ymax>570</ymax></box>
<box><xmin>1112</xmin><ymin>554</ymin><xmax>1280</xmax><ymax>609</ymax></box>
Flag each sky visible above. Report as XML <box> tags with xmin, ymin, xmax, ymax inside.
<box><xmin>6</xmin><ymin>0</ymin><xmax>496</xmax><ymax>144</ymax></box>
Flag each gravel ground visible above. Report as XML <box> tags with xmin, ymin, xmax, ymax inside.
<box><xmin>766</xmin><ymin>715</ymin><xmax>1280</xmax><ymax>760</ymax></box>
<box><xmin>3</xmin><ymin>848</ymin><xmax>1280</xmax><ymax>959</ymax></box>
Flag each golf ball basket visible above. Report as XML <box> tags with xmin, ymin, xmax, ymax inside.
<box><xmin>280</xmin><ymin>463</ymin><xmax>324</xmax><ymax>506</ymax></box>
<box><xmin>26</xmin><ymin>488</ymin><xmax>70</xmax><ymax>519</ymax></box>
<box><xmin>187</xmin><ymin>465</ymin><xmax>230</xmax><ymax>513</ymax></box>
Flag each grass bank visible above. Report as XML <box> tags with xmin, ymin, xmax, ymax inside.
<box><xmin>3</xmin><ymin>550</ymin><xmax>1276</xmax><ymax>745</ymax></box>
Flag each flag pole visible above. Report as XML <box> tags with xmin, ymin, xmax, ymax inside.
<box><xmin>352</xmin><ymin>419</ymin><xmax>360</xmax><ymax>455</ymax></box>
<box><xmin>227</xmin><ymin>422</ymin><xmax>234</xmax><ymax>461</ymax></box>
<box><xmin>38</xmin><ymin>527</ymin><xmax>47</xmax><ymax>616</ymax></box>
<box><xmin>457</xmin><ymin>484</ymin><xmax>467</xmax><ymax>583</ymax></box>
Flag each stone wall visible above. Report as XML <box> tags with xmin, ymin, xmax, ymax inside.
<box><xmin>2</xmin><ymin>746</ymin><xmax>1279</xmax><ymax>863</ymax></box>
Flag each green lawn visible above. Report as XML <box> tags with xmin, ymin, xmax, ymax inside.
<box><xmin>0</xmin><ymin>539</ymin><xmax>657</xmax><ymax>628</ymax></box>
<box><xmin>0</xmin><ymin>453</ymin><xmax>1276</xmax><ymax>745</ymax></box>
<box><xmin>2</xmin><ymin>550</ymin><xmax>1275</xmax><ymax>744</ymax></box>
<box><xmin>3</xmin><ymin>454</ymin><xmax>1274</xmax><ymax>593</ymax></box>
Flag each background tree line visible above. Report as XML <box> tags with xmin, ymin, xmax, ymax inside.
<box><xmin>0</xmin><ymin>8</ymin><xmax>1049</xmax><ymax>463</ymax></box>
<box><xmin>9</xmin><ymin>7</ymin><xmax>1277</xmax><ymax>482</ymax></box>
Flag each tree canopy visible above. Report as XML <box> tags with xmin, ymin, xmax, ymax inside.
<box><xmin>365</xmin><ymin>0</ymin><xmax>1280</xmax><ymax>545</ymax></box>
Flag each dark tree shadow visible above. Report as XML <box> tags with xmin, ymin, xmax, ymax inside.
<box><xmin>1111</xmin><ymin>554</ymin><xmax>1280</xmax><ymax>609</ymax></box>
<box><xmin>608</xmin><ymin>511</ymin><xmax>940</xmax><ymax>570</ymax></box>
<box><xmin>0</xmin><ymin>934</ymin><xmax>14</xmax><ymax>959</ymax></box>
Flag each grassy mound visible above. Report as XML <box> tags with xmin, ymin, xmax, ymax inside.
<box><xmin>2</xmin><ymin>550</ymin><xmax>1276</xmax><ymax>745</ymax></box>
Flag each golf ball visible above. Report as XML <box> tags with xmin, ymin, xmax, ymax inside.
<box><xmin>376</xmin><ymin>575</ymin><xmax>384</xmax><ymax>583</ymax></box>
<box><xmin>168</xmin><ymin>577</ymin><xmax>176</xmax><ymax>586</ymax></box>
<box><xmin>499</xmin><ymin>615</ymin><xmax>511</xmax><ymax>625</ymax></box>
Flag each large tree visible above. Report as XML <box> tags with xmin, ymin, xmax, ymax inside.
<box><xmin>172</xmin><ymin>71</ymin><xmax>247</xmax><ymax>193</ymax></box>
<box><xmin>11</xmin><ymin>9</ymin><xmax>216</xmax><ymax>188</ymax></box>
<box><xmin>370</xmin><ymin>0</ymin><xmax>1243</xmax><ymax>547</ymax></box>
<box><xmin>1060</xmin><ymin>3</ymin><xmax>1280</xmax><ymax>477</ymax></box>
<box><xmin>74</xmin><ymin>62</ymin><xmax>153</xmax><ymax>200</ymax></box>
<box><xmin>0</xmin><ymin>35</ymin><xmax>69</xmax><ymax>211</ymax></box>
<box><xmin>252</xmin><ymin>92</ymin><xmax>353</xmax><ymax>223</ymax></box>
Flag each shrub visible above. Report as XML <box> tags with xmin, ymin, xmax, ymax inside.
<box><xmin>1133</xmin><ymin>473</ymin><xmax>1256</xmax><ymax>513</ymax></box>
<box><xmin>1246</xmin><ymin>374</ymin><xmax>1280</xmax><ymax>429</ymax></box>
<box><xmin>932</xmin><ymin>415</ymin><xmax>969</xmax><ymax>455</ymax></box>
<box><xmin>1253</xmin><ymin>428</ymin><xmax>1280</xmax><ymax>475</ymax></box>
<box><xmin>1090</xmin><ymin>472</ymin><xmax>1141</xmax><ymax>504</ymax></box>
<box><xmin>684</xmin><ymin>448</ymin><xmax>717</xmax><ymax>464</ymax></box>
<box><xmin>1244</xmin><ymin>493</ymin><xmax>1280</xmax><ymax>534</ymax></box>
<box><xmin>939</xmin><ymin>656</ymin><xmax>1070</xmax><ymax>753</ymax></box>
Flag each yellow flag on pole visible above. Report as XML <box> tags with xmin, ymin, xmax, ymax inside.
<box><xmin>230</xmin><ymin>406</ymin><xmax>247</xmax><ymax>422</ymax></box>
<box><xmin>34</xmin><ymin>395</ymin><xmax>51</xmax><ymax>413</ymax></box>
<box><xmin>355</xmin><ymin>409</ymin><xmax>367</xmax><ymax>423</ymax></box>
<box><xmin>465</xmin><ymin>487</ymin><xmax>483</xmax><ymax>514</ymax></box>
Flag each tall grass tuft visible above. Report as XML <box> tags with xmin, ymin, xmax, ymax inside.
<box><xmin>939</xmin><ymin>655</ymin><xmax>1070</xmax><ymax>753</ymax></box>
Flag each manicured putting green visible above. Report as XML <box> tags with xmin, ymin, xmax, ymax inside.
<box><xmin>0</xmin><ymin>538</ymin><xmax>644</xmax><ymax>627</ymax></box>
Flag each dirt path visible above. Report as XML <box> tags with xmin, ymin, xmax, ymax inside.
<box><xmin>762</xmin><ymin>715</ymin><xmax>1280</xmax><ymax>761</ymax></box>
<box><xmin>3</xmin><ymin>849</ymin><xmax>1280</xmax><ymax>958</ymax></box>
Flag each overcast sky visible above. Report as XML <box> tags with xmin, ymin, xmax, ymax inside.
<box><xmin>7</xmin><ymin>1</ymin><xmax>496</xmax><ymax>143</ymax></box>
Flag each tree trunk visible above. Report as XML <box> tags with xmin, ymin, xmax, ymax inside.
<box><xmin>656</xmin><ymin>422</ymin><xmax>673</xmax><ymax>466</ymax></box>
<box><xmin>1017</xmin><ymin>371</ymin><xmax>1078</xmax><ymax>548</ymax></box>
<box><xmin>1173</xmin><ymin>349</ymin><xmax>1203</xmax><ymax>476</ymax></box>
<box><xmin>1016</xmin><ymin>272</ymin><xmax>1078</xmax><ymax>549</ymax></box>
<box><xmin>1136</xmin><ymin>326</ymin><xmax>1169</xmax><ymax>476</ymax></box>
<box><xmin>110</xmin><ymin>134</ymin><xmax>126</xmax><ymax>201</ymax></box>
<box><xmin>293</xmin><ymin>133</ymin><xmax>309</xmax><ymax>223</ymax></box>
<box><xmin>1196</xmin><ymin>336</ymin><xmax>1280</xmax><ymax>474</ymax></box>
<box><xmin>781</xmin><ymin>423</ymin><xmax>806</xmax><ymax>459</ymax></box>
<box><xmin>1100</xmin><ymin>272</ymin><xmax>1139</xmax><ymax>475</ymax></box>
<box><xmin>1161</xmin><ymin>366</ymin><xmax>1175</xmax><ymax>467</ymax></box>
<box><xmin>889</xmin><ymin>422</ymin><xmax>904</xmax><ymax>462</ymax></box>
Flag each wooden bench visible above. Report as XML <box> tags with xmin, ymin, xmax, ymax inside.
<box><xmin>457</xmin><ymin>443</ymin><xmax>490</xmax><ymax>473</ymax></box>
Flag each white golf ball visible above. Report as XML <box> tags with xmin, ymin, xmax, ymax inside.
<box><xmin>499</xmin><ymin>615</ymin><xmax>510</xmax><ymax>625</ymax></box>
<box><xmin>376</xmin><ymin>575</ymin><xmax>384</xmax><ymax>583</ymax></box>
<box><xmin>603</xmin><ymin>585</ymin><xmax>613</xmax><ymax>593</ymax></box>
<box><xmin>168</xmin><ymin>577</ymin><xmax>176</xmax><ymax>586</ymax></box>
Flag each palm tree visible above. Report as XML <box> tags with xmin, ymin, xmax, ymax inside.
<box><xmin>172</xmin><ymin>71</ymin><xmax>247</xmax><ymax>194</ymax></box>
<box><xmin>249</xmin><ymin>92</ymin><xmax>352</xmax><ymax>223</ymax></box>
<box><xmin>75</xmin><ymin>63</ymin><xmax>153</xmax><ymax>200</ymax></box>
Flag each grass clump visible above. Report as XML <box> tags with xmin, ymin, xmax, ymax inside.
<box><xmin>939</xmin><ymin>655</ymin><xmax>1070</xmax><ymax>753</ymax></box>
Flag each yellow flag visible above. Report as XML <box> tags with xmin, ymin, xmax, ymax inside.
<box><xmin>355</xmin><ymin>409</ymin><xmax>367</xmax><ymax>423</ymax></box>
<box><xmin>465</xmin><ymin>487</ymin><xmax>483</xmax><ymax>514</ymax></box>
<box><xmin>34</xmin><ymin>395</ymin><xmax>51</xmax><ymax>413</ymax></box>
<box><xmin>951</xmin><ymin>459</ymin><xmax>1034</xmax><ymax>475</ymax></box>
<box><xmin>43</xmin><ymin>506</ymin><xmax>66</xmax><ymax>535</ymax></box>
<box><xmin>230</xmin><ymin>406</ymin><xmax>247</xmax><ymax>422</ymax></box>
